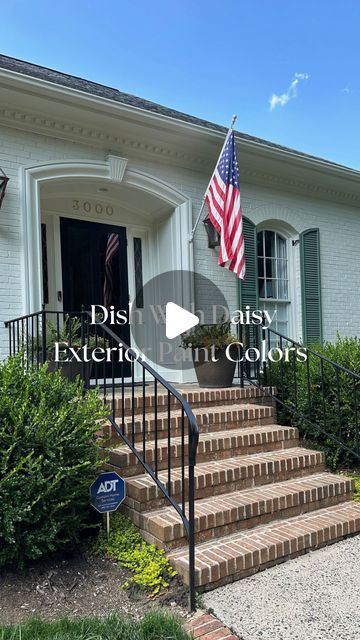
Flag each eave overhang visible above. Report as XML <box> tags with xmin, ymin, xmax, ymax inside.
<box><xmin>1</xmin><ymin>65</ymin><xmax>360</xmax><ymax>207</ymax></box>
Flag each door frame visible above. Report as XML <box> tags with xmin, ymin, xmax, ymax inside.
<box><xmin>43</xmin><ymin>211</ymin><xmax>152</xmax><ymax>381</ymax></box>
<box><xmin>43</xmin><ymin>211</ymin><xmax>153</xmax><ymax>313</ymax></box>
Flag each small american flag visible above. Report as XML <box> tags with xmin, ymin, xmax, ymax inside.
<box><xmin>103</xmin><ymin>233</ymin><xmax>119</xmax><ymax>308</ymax></box>
<box><xmin>205</xmin><ymin>131</ymin><xmax>245</xmax><ymax>279</ymax></box>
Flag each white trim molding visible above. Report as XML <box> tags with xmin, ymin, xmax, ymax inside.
<box><xmin>107</xmin><ymin>155</ymin><xmax>128</xmax><ymax>182</ymax></box>
<box><xmin>22</xmin><ymin>156</ymin><xmax>194</xmax><ymax>315</ymax></box>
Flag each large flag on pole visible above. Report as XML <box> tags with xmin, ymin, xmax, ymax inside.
<box><xmin>205</xmin><ymin>130</ymin><xmax>246</xmax><ymax>279</ymax></box>
<box><xmin>103</xmin><ymin>232</ymin><xmax>120</xmax><ymax>308</ymax></box>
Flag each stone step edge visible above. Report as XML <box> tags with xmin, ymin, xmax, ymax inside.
<box><xmin>122</xmin><ymin>448</ymin><xmax>325</xmax><ymax>505</ymax></box>
<box><xmin>115</xmin><ymin>402</ymin><xmax>275</xmax><ymax>423</ymax></box>
<box><xmin>139</xmin><ymin>473</ymin><xmax>354</xmax><ymax>543</ymax></box>
<box><xmin>111</xmin><ymin>385</ymin><xmax>275</xmax><ymax>412</ymax></box>
<box><xmin>169</xmin><ymin>501</ymin><xmax>360</xmax><ymax>588</ymax></box>
<box><xmin>109</xmin><ymin>424</ymin><xmax>299</xmax><ymax>461</ymax></box>
<box><xmin>125</xmin><ymin>447</ymin><xmax>325</xmax><ymax>490</ymax></box>
<box><xmin>103</xmin><ymin>416</ymin><xmax>276</xmax><ymax>446</ymax></box>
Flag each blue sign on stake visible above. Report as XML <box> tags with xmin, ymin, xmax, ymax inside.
<box><xmin>90</xmin><ymin>471</ymin><xmax>126</xmax><ymax>514</ymax></box>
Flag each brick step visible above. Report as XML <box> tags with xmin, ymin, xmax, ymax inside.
<box><xmin>109</xmin><ymin>424</ymin><xmax>299</xmax><ymax>476</ymax></box>
<box><xmin>169</xmin><ymin>501</ymin><xmax>360</xmax><ymax>590</ymax></box>
<box><xmin>122</xmin><ymin>447</ymin><xmax>325</xmax><ymax>512</ymax></box>
<box><xmin>105</xmin><ymin>403</ymin><xmax>275</xmax><ymax>446</ymax></box>
<box><xmin>112</xmin><ymin>385</ymin><xmax>274</xmax><ymax>416</ymax></box>
<box><xmin>135</xmin><ymin>474</ymin><xmax>353</xmax><ymax>548</ymax></box>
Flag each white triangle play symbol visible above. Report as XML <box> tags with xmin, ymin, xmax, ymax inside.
<box><xmin>165</xmin><ymin>302</ymin><xmax>199</xmax><ymax>339</ymax></box>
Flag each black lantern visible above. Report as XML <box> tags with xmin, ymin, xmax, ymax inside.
<box><xmin>203</xmin><ymin>216</ymin><xmax>220</xmax><ymax>248</ymax></box>
<box><xmin>0</xmin><ymin>169</ymin><xmax>9</xmax><ymax>208</ymax></box>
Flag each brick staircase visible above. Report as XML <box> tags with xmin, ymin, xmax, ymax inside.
<box><xmin>106</xmin><ymin>385</ymin><xmax>360</xmax><ymax>591</ymax></box>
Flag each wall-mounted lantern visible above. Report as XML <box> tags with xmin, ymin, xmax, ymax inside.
<box><xmin>203</xmin><ymin>216</ymin><xmax>220</xmax><ymax>248</ymax></box>
<box><xmin>0</xmin><ymin>169</ymin><xmax>9</xmax><ymax>208</ymax></box>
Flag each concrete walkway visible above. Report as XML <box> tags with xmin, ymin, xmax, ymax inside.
<box><xmin>203</xmin><ymin>535</ymin><xmax>360</xmax><ymax>640</ymax></box>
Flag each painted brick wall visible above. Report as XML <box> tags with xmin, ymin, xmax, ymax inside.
<box><xmin>0</xmin><ymin>124</ymin><xmax>104</xmax><ymax>356</ymax></box>
<box><xmin>0</xmin><ymin>122</ymin><xmax>359</xmax><ymax>359</ymax></box>
<box><xmin>240</xmin><ymin>184</ymin><xmax>360</xmax><ymax>342</ymax></box>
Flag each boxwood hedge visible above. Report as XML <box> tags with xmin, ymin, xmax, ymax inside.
<box><xmin>0</xmin><ymin>355</ymin><xmax>107</xmax><ymax>568</ymax></box>
<box><xmin>271</xmin><ymin>335</ymin><xmax>360</xmax><ymax>470</ymax></box>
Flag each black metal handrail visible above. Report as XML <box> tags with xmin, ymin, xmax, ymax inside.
<box><xmin>237</xmin><ymin>322</ymin><xmax>360</xmax><ymax>466</ymax></box>
<box><xmin>4</xmin><ymin>309</ymin><xmax>199</xmax><ymax>610</ymax></box>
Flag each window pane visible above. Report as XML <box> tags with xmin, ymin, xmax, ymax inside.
<box><xmin>133</xmin><ymin>237</ymin><xmax>144</xmax><ymax>308</ymax></box>
<box><xmin>278</xmin><ymin>279</ymin><xmax>288</xmax><ymax>299</ymax></box>
<box><xmin>264</xmin><ymin>302</ymin><xmax>276</xmax><ymax>316</ymax></box>
<box><xmin>258</xmin><ymin>258</ymin><xmax>264</xmax><ymax>277</ymax></box>
<box><xmin>264</xmin><ymin>230</ymin><xmax>275</xmax><ymax>258</ymax></box>
<box><xmin>277</xmin><ymin>258</ymin><xmax>287</xmax><ymax>280</ymax></box>
<box><xmin>257</xmin><ymin>231</ymin><xmax>263</xmax><ymax>256</ymax></box>
<box><xmin>277</xmin><ymin>322</ymin><xmax>287</xmax><ymax>335</ymax></box>
<box><xmin>276</xmin><ymin>304</ymin><xmax>287</xmax><ymax>321</ymax></box>
<box><xmin>266</xmin><ymin>279</ymin><xmax>277</xmax><ymax>298</ymax></box>
<box><xmin>277</xmin><ymin>234</ymin><xmax>287</xmax><ymax>259</ymax></box>
<box><xmin>266</xmin><ymin>258</ymin><xmax>276</xmax><ymax>278</ymax></box>
<box><xmin>259</xmin><ymin>278</ymin><xmax>265</xmax><ymax>298</ymax></box>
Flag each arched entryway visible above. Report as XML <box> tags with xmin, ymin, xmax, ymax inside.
<box><xmin>22</xmin><ymin>156</ymin><xmax>194</xmax><ymax>381</ymax></box>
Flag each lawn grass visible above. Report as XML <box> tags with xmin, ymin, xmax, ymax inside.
<box><xmin>0</xmin><ymin>611</ymin><xmax>191</xmax><ymax>640</ymax></box>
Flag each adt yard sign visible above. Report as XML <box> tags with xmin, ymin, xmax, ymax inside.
<box><xmin>90</xmin><ymin>472</ymin><xmax>125</xmax><ymax>514</ymax></box>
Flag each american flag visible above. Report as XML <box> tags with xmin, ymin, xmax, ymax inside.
<box><xmin>103</xmin><ymin>232</ymin><xmax>119</xmax><ymax>308</ymax></box>
<box><xmin>205</xmin><ymin>131</ymin><xmax>245</xmax><ymax>279</ymax></box>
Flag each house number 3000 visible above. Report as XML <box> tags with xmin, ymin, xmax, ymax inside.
<box><xmin>72</xmin><ymin>200</ymin><xmax>114</xmax><ymax>216</ymax></box>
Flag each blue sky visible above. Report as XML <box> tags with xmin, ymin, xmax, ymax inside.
<box><xmin>2</xmin><ymin>0</ymin><xmax>360</xmax><ymax>168</ymax></box>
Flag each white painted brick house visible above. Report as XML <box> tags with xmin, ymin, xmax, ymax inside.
<box><xmin>1</xmin><ymin>54</ymin><xmax>360</xmax><ymax>380</ymax></box>
<box><xmin>3</xmin><ymin>56</ymin><xmax>360</xmax><ymax>599</ymax></box>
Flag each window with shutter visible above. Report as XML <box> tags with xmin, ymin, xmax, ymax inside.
<box><xmin>300</xmin><ymin>228</ymin><xmax>322</xmax><ymax>344</ymax></box>
<box><xmin>257</xmin><ymin>229</ymin><xmax>290</xmax><ymax>341</ymax></box>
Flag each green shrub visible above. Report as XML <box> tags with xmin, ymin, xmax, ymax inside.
<box><xmin>270</xmin><ymin>335</ymin><xmax>360</xmax><ymax>469</ymax></box>
<box><xmin>93</xmin><ymin>513</ymin><xmax>177</xmax><ymax>595</ymax></box>
<box><xmin>181</xmin><ymin>321</ymin><xmax>233</xmax><ymax>349</ymax></box>
<box><xmin>0</xmin><ymin>355</ymin><xmax>108</xmax><ymax>568</ymax></box>
<box><xmin>352</xmin><ymin>475</ymin><xmax>360</xmax><ymax>501</ymax></box>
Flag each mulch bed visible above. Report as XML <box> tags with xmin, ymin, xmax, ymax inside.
<box><xmin>0</xmin><ymin>552</ymin><xmax>190</xmax><ymax>626</ymax></box>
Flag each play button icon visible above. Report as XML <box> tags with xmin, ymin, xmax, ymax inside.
<box><xmin>165</xmin><ymin>302</ymin><xmax>199</xmax><ymax>339</ymax></box>
<box><xmin>129</xmin><ymin>269</ymin><xmax>229</xmax><ymax>371</ymax></box>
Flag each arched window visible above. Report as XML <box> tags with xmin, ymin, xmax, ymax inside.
<box><xmin>257</xmin><ymin>230</ymin><xmax>290</xmax><ymax>337</ymax></box>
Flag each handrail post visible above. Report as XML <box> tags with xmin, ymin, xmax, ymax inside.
<box><xmin>41</xmin><ymin>305</ymin><xmax>47</xmax><ymax>365</ymax></box>
<box><xmin>5</xmin><ymin>320</ymin><xmax>12</xmax><ymax>357</ymax></box>
<box><xmin>188</xmin><ymin>423</ymin><xmax>198</xmax><ymax>611</ymax></box>
<box><xmin>238</xmin><ymin>323</ymin><xmax>244</xmax><ymax>388</ymax></box>
<box><xmin>80</xmin><ymin>305</ymin><xmax>86</xmax><ymax>393</ymax></box>
<box><xmin>261</xmin><ymin>313</ymin><xmax>267</xmax><ymax>386</ymax></box>
<box><xmin>188</xmin><ymin>461</ymin><xmax>196</xmax><ymax>611</ymax></box>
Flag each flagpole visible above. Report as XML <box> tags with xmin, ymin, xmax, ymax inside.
<box><xmin>189</xmin><ymin>114</ymin><xmax>237</xmax><ymax>244</ymax></box>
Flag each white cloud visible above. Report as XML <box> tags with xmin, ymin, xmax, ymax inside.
<box><xmin>269</xmin><ymin>72</ymin><xmax>310</xmax><ymax>111</ymax></box>
<box><xmin>341</xmin><ymin>86</ymin><xmax>350</xmax><ymax>94</ymax></box>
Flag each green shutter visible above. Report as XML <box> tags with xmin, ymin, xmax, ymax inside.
<box><xmin>300</xmin><ymin>228</ymin><xmax>322</xmax><ymax>344</ymax></box>
<box><xmin>239</xmin><ymin>216</ymin><xmax>258</xmax><ymax>310</ymax></box>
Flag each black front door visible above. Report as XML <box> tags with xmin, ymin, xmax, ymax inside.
<box><xmin>60</xmin><ymin>217</ymin><xmax>131</xmax><ymax>376</ymax></box>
